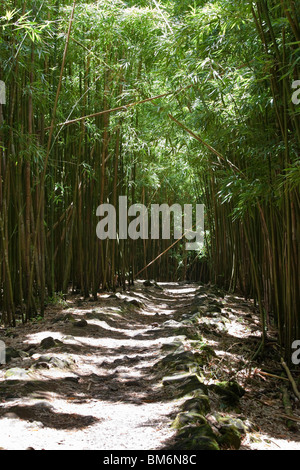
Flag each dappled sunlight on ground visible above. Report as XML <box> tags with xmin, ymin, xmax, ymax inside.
<box><xmin>0</xmin><ymin>280</ymin><xmax>299</xmax><ymax>450</ymax></box>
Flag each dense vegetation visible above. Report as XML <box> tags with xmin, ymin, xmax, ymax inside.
<box><xmin>0</xmin><ymin>0</ymin><xmax>299</xmax><ymax>362</ymax></box>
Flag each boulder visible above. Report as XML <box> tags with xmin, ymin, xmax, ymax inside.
<box><xmin>73</xmin><ymin>319</ymin><xmax>88</xmax><ymax>328</ymax></box>
<box><xmin>172</xmin><ymin>412</ymin><xmax>207</xmax><ymax>429</ymax></box>
<box><xmin>173</xmin><ymin>425</ymin><xmax>220</xmax><ymax>450</ymax></box>
<box><xmin>210</xmin><ymin>381</ymin><xmax>245</xmax><ymax>408</ymax></box>
<box><xmin>34</xmin><ymin>354</ymin><xmax>75</xmax><ymax>369</ymax></box>
<box><xmin>40</xmin><ymin>337</ymin><xmax>57</xmax><ymax>349</ymax></box>
<box><xmin>5</xmin><ymin>347</ymin><xmax>22</xmax><ymax>362</ymax></box>
<box><xmin>4</xmin><ymin>368</ymin><xmax>29</xmax><ymax>380</ymax></box>
<box><xmin>181</xmin><ymin>395</ymin><xmax>211</xmax><ymax>415</ymax></box>
<box><xmin>162</xmin><ymin>373</ymin><xmax>208</xmax><ymax>396</ymax></box>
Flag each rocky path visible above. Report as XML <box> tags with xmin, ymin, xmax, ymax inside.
<box><xmin>0</xmin><ymin>281</ymin><xmax>299</xmax><ymax>450</ymax></box>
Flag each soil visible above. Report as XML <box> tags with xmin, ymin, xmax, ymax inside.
<box><xmin>0</xmin><ymin>281</ymin><xmax>299</xmax><ymax>450</ymax></box>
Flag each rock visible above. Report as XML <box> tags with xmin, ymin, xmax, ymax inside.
<box><xmin>40</xmin><ymin>337</ymin><xmax>57</xmax><ymax>349</ymax></box>
<box><xmin>212</xmin><ymin>413</ymin><xmax>255</xmax><ymax>435</ymax></box>
<box><xmin>172</xmin><ymin>412</ymin><xmax>207</xmax><ymax>429</ymax></box>
<box><xmin>34</xmin><ymin>362</ymin><xmax>51</xmax><ymax>370</ymax></box>
<box><xmin>49</xmin><ymin>357</ymin><xmax>71</xmax><ymax>369</ymax></box>
<box><xmin>182</xmin><ymin>395</ymin><xmax>211</xmax><ymax>415</ymax></box>
<box><xmin>163</xmin><ymin>320</ymin><xmax>183</xmax><ymax>328</ymax></box>
<box><xmin>162</xmin><ymin>373</ymin><xmax>208</xmax><ymax>396</ymax></box>
<box><xmin>207</xmin><ymin>305</ymin><xmax>222</xmax><ymax>314</ymax></box>
<box><xmin>4</xmin><ymin>368</ymin><xmax>29</xmax><ymax>380</ymax></box>
<box><xmin>64</xmin><ymin>376</ymin><xmax>80</xmax><ymax>383</ymax></box>
<box><xmin>210</xmin><ymin>381</ymin><xmax>245</xmax><ymax>408</ymax></box>
<box><xmin>62</xmin><ymin>335</ymin><xmax>76</xmax><ymax>341</ymax></box>
<box><xmin>18</xmin><ymin>351</ymin><xmax>29</xmax><ymax>358</ymax></box>
<box><xmin>5</xmin><ymin>347</ymin><xmax>21</xmax><ymax>362</ymax></box>
<box><xmin>175</xmin><ymin>326</ymin><xmax>202</xmax><ymax>341</ymax></box>
<box><xmin>173</xmin><ymin>425</ymin><xmax>220</xmax><ymax>450</ymax></box>
<box><xmin>34</xmin><ymin>355</ymin><xmax>75</xmax><ymax>369</ymax></box>
<box><xmin>23</xmin><ymin>344</ymin><xmax>36</xmax><ymax>354</ymax></box>
<box><xmin>218</xmin><ymin>427</ymin><xmax>241</xmax><ymax>449</ymax></box>
<box><xmin>198</xmin><ymin>317</ymin><xmax>228</xmax><ymax>335</ymax></box>
<box><xmin>198</xmin><ymin>344</ymin><xmax>217</xmax><ymax>358</ymax></box>
<box><xmin>215</xmin><ymin>381</ymin><xmax>245</xmax><ymax>398</ymax></box>
<box><xmin>143</xmin><ymin>280</ymin><xmax>163</xmax><ymax>290</ymax></box>
<box><xmin>154</xmin><ymin>283</ymin><xmax>163</xmax><ymax>291</ymax></box>
<box><xmin>190</xmin><ymin>306</ymin><xmax>200</xmax><ymax>315</ymax></box>
<box><xmin>163</xmin><ymin>350</ymin><xmax>194</xmax><ymax>363</ymax></box>
<box><xmin>73</xmin><ymin>319</ymin><xmax>88</xmax><ymax>328</ymax></box>
<box><xmin>125</xmin><ymin>299</ymin><xmax>143</xmax><ymax>308</ymax></box>
<box><xmin>63</xmin><ymin>313</ymin><xmax>75</xmax><ymax>322</ymax></box>
<box><xmin>213</xmin><ymin>417</ymin><xmax>244</xmax><ymax>450</ymax></box>
<box><xmin>158</xmin><ymin>350</ymin><xmax>205</xmax><ymax>372</ymax></box>
<box><xmin>161</xmin><ymin>339</ymin><xmax>185</xmax><ymax>353</ymax></box>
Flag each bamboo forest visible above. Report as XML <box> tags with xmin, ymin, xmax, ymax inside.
<box><xmin>0</xmin><ymin>0</ymin><xmax>299</xmax><ymax>452</ymax></box>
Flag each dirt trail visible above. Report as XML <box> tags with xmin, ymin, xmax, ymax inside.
<box><xmin>0</xmin><ymin>281</ymin><xmax>299</xmax><ymax>450</ymax></box>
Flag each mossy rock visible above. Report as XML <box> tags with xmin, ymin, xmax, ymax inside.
<box><xmin>162</xmin><ymin>373</ymin><xmax>208</xmax><ymax>397</ymax></box>
<box><xmin>191</xmin><ymin>345</ymin><xmax>216</xmax><ymax>365</ymax></box>
<box><xmin>63</xmin><ymin>313</ymin><xmax>75</xmax><ymax>322</ymax></box>
<box><xmin>217</xmin><ymin>426</ymin><xmax>242</xmax><ymax>450</ymax></box>
<box><xmin>209</xmin><ymin>286</ymin><xmax>225</xmax><ymax>298</ymax></box>
<box><xmin>175</xmin><ymin>326</ymin><xmax>202</xmax><ymax>341</ymax></box>
<box><xmin>172</xmin><ymin>412</ymin><xmax>207</xmax><ymax>429</ymax></box>
<box><xmin>85</xmin><ymin>311</ymin><xmax>102</xmax><ymax>320</ymax></box>
<box><xmin>158</xmin><ymin>351</ymin><xmax>195</xmax><ymax>371</ymax></box>
<box><xmin>4</xmin><ymin>368</ymin><xmax>29</xmax><ymax>380</ymax></box>
<box><xmin>40</xmin><ymin>337</ymin><xmax>58</xmax><ymax>349</ymax></box>
<box><xmin>143</xmin><ymin>280</ymin><xmax>163</xmax><ymax>290</ymax></box>
<box><xmin>35</xmin><ymin>354</ymin><xmax>75</xmax><ymax>369</ymax></box>
<box><xmin>161</xmin><ymin>340</ymin><xmax>185</xmax><ymax>353</ymax></box>
<box><xmin>5</xmin><ymin>347</ymin><xmax>24</xmax><ymax>362</ymax></box>
<box><xmin>181</xmin><ymin>395</ymin><xmax>211</xmax><ymax>415</ymax></box>
<box><xmin>190</xmin><ymin>306</ymin><xmax>201</xmax><ymax>315</ymax></box>
<box><xmin>174</xmin><ymin>425</ymin><xmax>220</xmax><ymax>450</ymax></box>
<box><xmin>210</xmin><ymin>381</ymin><xmax>245</xmax><ymax>408</ymax></box>
<box><xmin>73</xmin><ymin>319</ymin><xmax>88</xmax><ymax>328</ymax></box>
<box><xmin>214</xmin><ymin>381</ymin><xmax>245</xmax><ymax>398</ymax></box>
<box><xmin>198</xmin><ymin>317</ymin><xmax>228</xmax><ymax>334</ymax></box>
<box><xmin>125</xmin><ymin>299</ymin><xmax>144</xmax><ymax>308</ymax></box>
<box><xmin>192</xmin><ymin>295</ymin><xmax>207</xmax><ymax>307</ymax></box>
<box><xmin>179</xmin><ymin>423</ymin><xmax>216</xmax><ymax>440</ymax></box>
<box><xmin>213</xmin><ymin>414</ymin><xmax>255</xmax><ymax>435</ymax></box>
<box><xmin>189</xmin><ymin>310</ymin><xmax>207</xmax><ymax>323</ymax></box>
<box><xmin>49</xmin><ymin>356</ymin><xmax>75</xmax><ymax>369</ymax></box>
<box><xmin>206</xmin><ymin>305</ymin><xmax>222</xmax><ymax>314</ymax></box>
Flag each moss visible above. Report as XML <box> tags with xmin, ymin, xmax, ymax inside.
<box><xmin>4</xmin><ymin>368</ymin><xmax>29</xmax><ymax>380</ymax></box>
<box><xmin>215</xmin><ymin>381</ymin><xmax>245</xmax><ymax>398</ymax></box>
<box><xmin>181</xmin><ymin>395</ymin><xmax>211</xmax><ymax>415</ymax></box>
<box><xmin>40</xmin><ymin>337</ymin><xmax>57</xmax><ymax>349</ymax></box>
<box><xmin>163</xmin><ymin>373</ymin><xmax>208</xmax><ymax>397</ymax></box>
<box><xmin>174</xmin><ymin>425</ymin><xmax>220</xmax><ymax>450</ymax></box>
<box><xmin>217</xmin><ymin>426</ymin><xmax>242</xmax><ymax>450</ymax></box>
<box><xmin>171</xmin><ymin>412</ymin><xmax>207</xmax><ymax>429</ymax></box>
<box><xmin>211</xmin><ymin>381</ymin><xmax>245</xmax><ymax>408</ymax></box>
<box><xmin>63</xmin><ymin>313</ymin><xmax>75</xmax><ymax>322</ymax></box>
<box><xmin>212</xmin><ymin>413</ymin><xmax>254</xmax><ymax>450</ymax></box>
